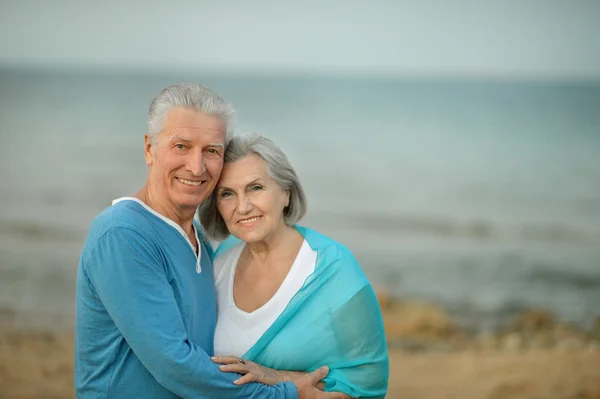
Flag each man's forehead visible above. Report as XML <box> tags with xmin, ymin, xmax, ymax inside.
<box><xmin>168</xmin><ymin>125</ymin><xmax>224</xmax><ymax>131</ymax></box>
<box><xmin>162</xmin><ymin>109</ymin><xmax>226</xmax><ymax>135</ymax></box>
<box><xmin>165</xmin><ymin>107</ymin><xmax>225</xmax><ymax>125</ymax></box>
<box><xmin>163</xmin><ymin>129</ymin><xmax>224</xmax><ymax>145</ymax></box>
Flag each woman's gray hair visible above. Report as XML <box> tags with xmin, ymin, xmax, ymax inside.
<box><xmin>147</xmin><ymin>83</ymin><xmax>235</xmax><ymax>142</ymax></box>
<box><xmin>199</xmin><ymin>133</ymin><xmax>307</xmax><ymax>240</ymax></box>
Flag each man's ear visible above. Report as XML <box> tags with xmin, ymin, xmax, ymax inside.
<box><xmin>144</xmin><ymin>134</ymin><xmax>154</xmax><ymax>166</ymax></box>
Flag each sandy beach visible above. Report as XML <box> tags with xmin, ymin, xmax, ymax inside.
<box><xmin>2</xmin><ymin>295</ymin><xmax>600</xmax><ymax>399</ymax></box>
<box><xmin>2</xmin><ymin>327</ymin><xmax>600</xmax><ymax>399</ymax></box>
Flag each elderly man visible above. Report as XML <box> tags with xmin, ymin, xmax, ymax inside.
<box><xmin>74</xmin><ymin>84</ymin><xmax>343</xmax><ymax>398</ymax></box>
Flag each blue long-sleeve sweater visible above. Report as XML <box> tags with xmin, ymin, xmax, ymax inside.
<box><xmin>74</xmin><ymin>198</ymin><xmax>298</xmax><ymax>398</ymax></box>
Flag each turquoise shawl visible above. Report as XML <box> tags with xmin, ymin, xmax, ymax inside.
<box><xmin>215</xmin><ymin>226</ymin><xmax>389</xmax><ymax>398</ymax></box>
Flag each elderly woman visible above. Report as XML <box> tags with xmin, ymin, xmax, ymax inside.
<box><xmin>199</xmin><ymin>134</ymin><xmax>389</xmax><ymax>398</ymax></box>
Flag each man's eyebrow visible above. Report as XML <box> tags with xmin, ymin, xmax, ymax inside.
<box><xmin>170</xmin><ymin>136</ymin><xmax>224</xmax><ymax>148</ymax></box>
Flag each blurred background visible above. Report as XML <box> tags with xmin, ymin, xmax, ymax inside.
<box><xmin>1</xmin><ymin>1</ymin><xmax>599</xmax><ymax>398</ymax></box>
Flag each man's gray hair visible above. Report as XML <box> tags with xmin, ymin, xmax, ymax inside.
<box><xmin>199</xmin><ymin>133</ymin><xmax>307</xmax><ymax>240</ymax></box>
<box><xmin>147</xmin><ymin>83</ymin><xmax>235</xmax><ymax>142</ymax></box>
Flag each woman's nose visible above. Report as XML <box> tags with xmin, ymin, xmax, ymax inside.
<box><xmin>237</xmin><ymin>194</ymin><xmax>252</xmax><ymax>213</ymax></box>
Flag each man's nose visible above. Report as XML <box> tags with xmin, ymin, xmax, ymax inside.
<box><xmin>186</xmin><ymin>152</ymin><xmax>205</xmax><ymax>176</ymax></box>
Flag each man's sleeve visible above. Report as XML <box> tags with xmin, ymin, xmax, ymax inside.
<box><xmin>84</xmin><ymin>226</ymin><xmax>298</xmax><ymax>399</ymax></box>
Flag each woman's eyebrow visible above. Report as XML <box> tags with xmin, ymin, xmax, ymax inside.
<box><xmin>246</xmin><ymin>178</ymin><xmax>265</xmax><ymax>186</ymax></box>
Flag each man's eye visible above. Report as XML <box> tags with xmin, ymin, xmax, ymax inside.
<box><xmin>175</xmin><ymin>144</ymin><xmax>186</xmax><ymax>150</ymax></box>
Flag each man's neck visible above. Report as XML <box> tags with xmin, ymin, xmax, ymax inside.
<box><xmin>134</xmin><ymin>185</ymin><xmax>196</xmax><ymax>235</ymax></box>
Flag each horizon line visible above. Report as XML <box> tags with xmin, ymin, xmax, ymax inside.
<box><xmin>2</xmin><ymin>63</ymin><xmax>600</xmax><ymax>85</ymax></box>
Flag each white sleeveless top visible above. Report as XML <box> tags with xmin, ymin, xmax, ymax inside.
<box><xmin>213</xmin><ymin>240</ymin><xmax>317</xmax><ymax>357</ymax></box>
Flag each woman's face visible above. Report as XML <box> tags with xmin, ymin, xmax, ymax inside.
<box><xmin>215</xmin><ymin>154</ymin><xmax>290</xmax><ymax>244</ymax></box>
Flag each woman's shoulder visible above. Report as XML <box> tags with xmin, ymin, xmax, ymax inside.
<box><xmin>299</xmin><ymin>226</ymin><xmax>357</xmax><ymax>262</ymax></box>
<box><xmin>299</xmin><ymin>226</ymin><xmax>374</xmax><ymax>311</ymax></box>
<box><xmin>299</xmin><ymin>226</ymin><xmax>367</xmax><ymax>280</ymax></box>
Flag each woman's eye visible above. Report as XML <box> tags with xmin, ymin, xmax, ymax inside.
<box><xmin>220</xmin><ymin>191</ymin><xmax>232</xmax><ymax>198</ymax></box>
<box><xmin>251</xmin><ymin>185</ymin><xmax>263</xmax><ymax>191</ymax></box>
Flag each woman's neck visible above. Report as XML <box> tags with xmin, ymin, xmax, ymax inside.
<box><xmin>244</xmin><ymin>225</ymin><xmax>303</xmax><ymax>266</ymax></box>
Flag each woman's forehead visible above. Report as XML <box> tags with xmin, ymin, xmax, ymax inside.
<box><xmin>218</xmin><ymin>156</ymin><xmax>271</xmax><ymax>187</ymax></box>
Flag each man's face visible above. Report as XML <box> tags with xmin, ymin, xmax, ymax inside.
<box><xmin>144</xmin><ymin>108</ymin><xmax>226</xmax><ymax>211</ymax></box>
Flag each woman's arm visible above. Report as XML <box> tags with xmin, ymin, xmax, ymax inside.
<box><xmin>211</xmin><ymin>357</ymin><xmax>325</xmax><ymax>390</ymax></box>
<box><xmin>323</xmin><ymin>284</ymin><xmax>389</xmax><ymax>398</ymax></box>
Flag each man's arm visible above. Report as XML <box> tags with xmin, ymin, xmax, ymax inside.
<box><xmin>84</xmin><ymin>226</ymin><xmax>297</xmax><ymax>399</ymax></box>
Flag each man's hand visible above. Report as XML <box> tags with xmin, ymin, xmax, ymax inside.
<box><xmin>295</xmin><ymin>366</ymin><xmax>353</xmax><ymax>399</ymax></box>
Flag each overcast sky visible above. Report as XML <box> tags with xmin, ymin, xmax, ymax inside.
<box><xmin>1</xmin><ymin>0</ymin><xmax>599</xmax><ymax>79</ymax></box>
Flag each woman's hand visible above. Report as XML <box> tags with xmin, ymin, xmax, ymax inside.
<box><xmin>211</xmin><ymin>355</ymin><xmax>283</xmax><ymax>385</ymax></box>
